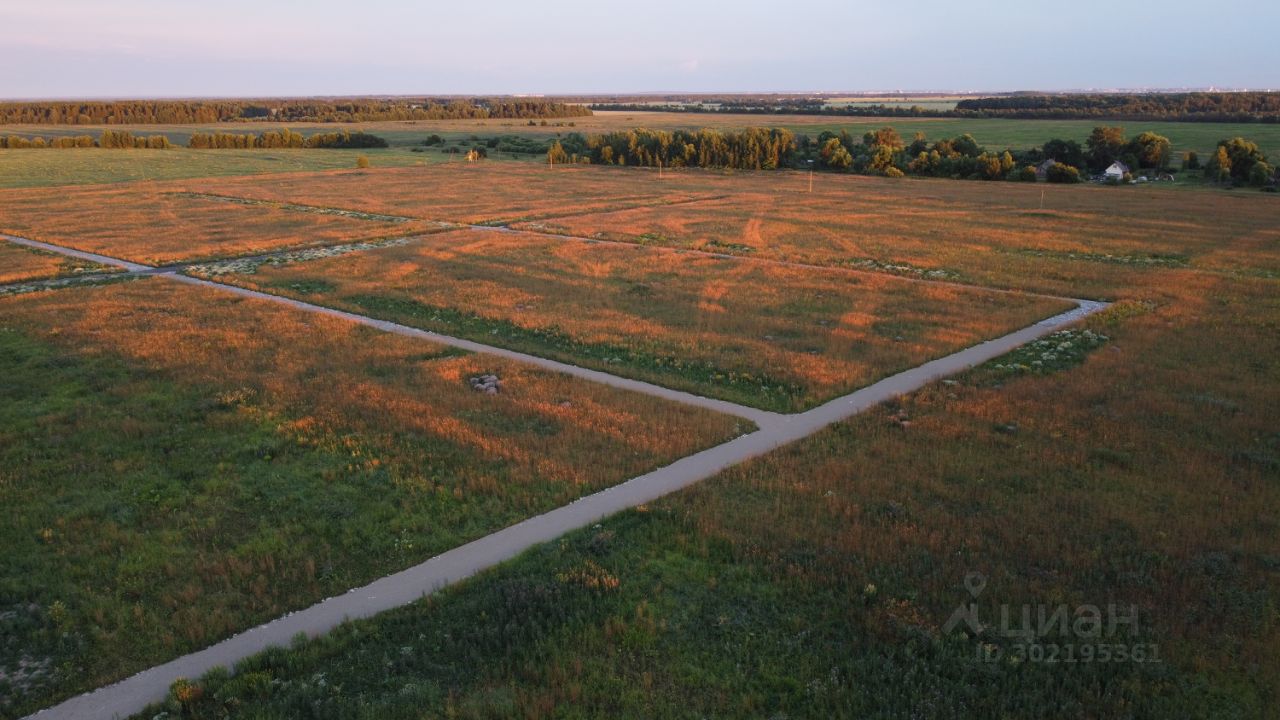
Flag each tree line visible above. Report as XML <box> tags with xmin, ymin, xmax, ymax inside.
<box><xmin>592</xmin><ymin>92</ymin><xmax>1280</xmax><ymax>123</ymax></box>
<box><xmin>0</xmin><ymin>99</ymin><xmax>591</xmax><ymax>125</ymax></box>
<box><xmin>954</xmin><ymin>93</ymin><xmax>1280</xmax><ymax>123</ymax></box>
<box><xmin>0</xmin><ymin>130</ymin><xmax>171</xmax><ymax>149</ymax></box>
<box><xmin>547</xmin><ymin>125</ymin><xmax>1275</xmax><ymax>189</ymax></box>
<box><xmin>0</xmin><ymin>129</ymin><xmax>391</xmax><ymax>150</ymax></box>
<box><xmin>798</xmin><ymin>125</ymin><xmax>1274</xmax><ymax>187</ymax></box>
<box><xmin>187</xmin><ymin>130</ymin><xmax>388</xmax><ymax>149</ymax></box>
<box><xmin>544</xmin><ymin>128</ymin><xmax>798</xmax><ymax>169</ymax></box>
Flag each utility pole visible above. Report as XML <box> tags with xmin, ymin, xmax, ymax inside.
<box><xmin>807</xmin><ymin>159</ymin><xmax>815</xmax><ymax>192</ymax></box>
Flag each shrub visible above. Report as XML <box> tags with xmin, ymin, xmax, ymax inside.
<box><xmin>1045</xmin><ymin>162</ymin><xmax>1081</xmax><ymax>184</ymax></box>
<box><xmin>1248</xmin><ymin>161</ymin><xmax>1274</xmax><ymax>187</ymax></box>
<box><xmin>1015</xmin><ymin>165</ymin><xmax>1039</xmax><ymax>182</ymax></box>
<box><xmin>98</xmin><ymin>129</ymin><xmax>136</xmax><ymax>149</ymax></box>
<box><xmin>356</xmin><ymin>155</ymin><xmax>370</xmax><ymax>169</ymax></box>
<box><xmin>305</xmin><ymin>131</ymin><xmax>388</xmax><ymax>149</ymax></box>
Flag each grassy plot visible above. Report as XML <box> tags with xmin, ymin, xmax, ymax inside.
<box><xmin>188</xmin><ymin>228</ymin><xmax>1070</xmax><ymax>412</ymax></box>
<box><xmin>184</xmin><ymin>163</ymin><xmax>719</xmax><ymax>225</ymax></box>
<box><xmin>0</xmin><ymin>240</ymin><xmax>116</xmax><ymax>284</ymax></box>
<box><xmin>0</xmin><ymin>183</ymin><xmax>434</xmax><ymax>265</ymax></box>
<box><xmin>137</xmin><ymin>270</ymin><xmax>1280</xmax><ymax>720</ymax></box>
<box><xmin>0</xmin><ymin>148</ymin><xmax>429</xmax><ymax>189</ymax></box>
<box><xmin>513</xmin><ymin>171</ymin><xmax>1280</xmax><ymax>299</ymax></box>
<box><xmin>0</xmin><ymin>279</ymin><xmax>743</xmax><ymax>717</ymax></box>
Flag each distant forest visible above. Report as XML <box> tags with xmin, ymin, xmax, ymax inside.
<box><xmin>953</xmin><ymin>93</ymin><xmax>1280</xmax><ymax>122</ymax></box>
<box><xmin>592</xmin><ymin>92</ymin><xmax>1280</xmax><ymax>123</ymax></box>
<box><xmin>0</xmin><ymin>99</ymin><xmax>591</xmax><ymax>125</ymax></box>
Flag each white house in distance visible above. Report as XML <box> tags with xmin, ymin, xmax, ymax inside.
<box><xmin>1104</xmin><ymin>161</ymin><xmax>1131</xmax><ymax>180</ymax></box>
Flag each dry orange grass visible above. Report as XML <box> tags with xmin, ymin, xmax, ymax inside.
<box><xmin>672</xmin><ymin>268</ymin><xmax>1280</xmax><ymax>696</ymax></box>
<box><xmin>184</xmin><ymin>163</ymin><xmax>716</xmax><ymax>225</ymax></box>
<box><xmin>0</xmin><ymin>239</ymin><xmax>111</xmax><ymax>283</ymax></box>
<box><xmin>506</xmin><ymin>171</ymin><xmax>1280</xmax><ymax>299</ymax></box>
<box><xmin>0</xmin><ymin>183</ymin><xmax>422</xmax><ymax>265</ymax></box>
<box><xmin>1</xmin><ymin>278</ymin><xmax>743</xmax><ymax>497</ymax></box>
<box><xmin>197</xmin><ymin>227</ymin><xmax>1070</xmax><ymax>410</ymax></box>
<box><xmin>178</xmin><ymin>163</ymin><xmax>1278</xmax><ymax>300</ymax></box>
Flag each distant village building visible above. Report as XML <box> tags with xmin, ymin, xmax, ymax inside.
<box><xmin>1104</xmin><ymin>161</ymin><xmax>1130</xmax><ymax>181</ymax></box>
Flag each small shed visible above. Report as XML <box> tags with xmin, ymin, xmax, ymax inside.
<box><xmin>1104</xmin><ymin>161</ymin><xmax>1130</xmax><ymax>180</ymax></box>
<box><xmin>1036</xmin><ymin>158</ymin><xmax>1058</xmax><ymax>180</ymax></box>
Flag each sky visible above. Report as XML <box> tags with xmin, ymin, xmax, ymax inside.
<box><xmin>3</xmin><ymin>0</ymin><xmax>1278</xmax><ymax>98</ymax></box>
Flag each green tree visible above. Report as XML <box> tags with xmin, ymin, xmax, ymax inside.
<box><xmin>1215</xmin><ymin>137</ymin><xmax>1268</xmax><ymax>183</ymax></box>
<box><xmin>819</xmin><ymin>138</ymin><xmax>852</xmax><ymax>170</ymax></box>
<box><xmin>1248</xmin><ymin>161</ymin><xmax>1274</xmax><ymax>187</ymax></box>
<box><xmin>1128</xmin><ymin>132</ymin><xmax>1171</xmax><ymax>169</ymax></box>
<box><xmin>1042</xmin><ymin>138</ymin><xmax>1085</xmax><ymax>168</ymax></box>
<box><xmin>976</xmin><ymin>152</ymin><xmax>1004</xmax><ymax>180</ymax></box>
<box><xmin>863</xmin><ymin>126</ymin><xmax>904</xmax><ymax>152</ymax></box>
<box><xmin>1205</xmin><ymin>146</ymin><xmax>1232</xmax><ymax>182</ymax></box>
<box><xmin>1085</xmin><ymin>126</ymin><xmax>1127</xmax><ymax>170</ymax></box>
<box><xmin>546</xmin><ymin>141</ymin><xmax>570</xmax><ymax>165</ymax></box>
<box><xmin>866</xmin><ymin>145</ymin><xmax>899</xmax><ymax>174</ymax></box>
<box><xmin>1046</xmin><ymin>162</ymin><xmax>1082</xmax><ymax>184</ymax></box>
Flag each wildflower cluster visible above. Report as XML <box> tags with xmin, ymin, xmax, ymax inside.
<box><xmin>1010</xmin><ymin>248</ymin><xmax>1188</xmax><ymax>267</ymax></box>
<box><xmin>0</xmin><ymin>273</ymin><xmax>134</xmax><ymax>297</ymax></box>
<box><xmin>840</xmin><ymin>257</ymin><xmax>961</xmax><ymax>280</ymax></box>
<box><xmin>991</xmin><ymin>329</ymin><xmax>1109</xmax><ymax>375</ymax></box>
<box><xmin>185</xmin><ymin>237</ymin><xmax>416</xmax><ymax>277</ymax></box>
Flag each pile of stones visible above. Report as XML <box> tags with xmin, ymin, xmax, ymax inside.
<box><xmin>469</xmin><ymin>374</ymin><xmax>503</xmax><ymax>394</ymax></box>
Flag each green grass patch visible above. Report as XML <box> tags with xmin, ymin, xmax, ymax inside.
<box><xmin>0</xmin><ymin>148</ymin><xmax>428</xmax><ymax>188</ymax></box>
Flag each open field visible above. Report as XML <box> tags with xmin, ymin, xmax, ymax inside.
<box><xmin>172</xmin><ymin>162</ymin><xmax>1278</xmax><ymax>299</ymax></box>
<box><xmin>192</xmin><ymin>227</ymin><xmax>1070</xmax><ymax>411</ymax></box>
<box><xmin>2</xmin><ymin>137</ymin><xmax>1277</xmax><ymax>719</ymax></box>
<box><xmin>511</xmin><ymin>170</ymin><xmax>1280</xmax><ymax>299</ymax></box>
<box><xmin>0</xmin><ymin>278</ymin><xmax>744</xmax><ymax>717</ymax></box>
<box><xmin>184</xmin><ymin>163</ymin><xmax>715</xmax><ymax>226</ymax></box>
<box><xmin>0</xmin><ymin>183</ymin><xmax>435</xmax><ymax>265</ymax></box>
<box><xmin>0</xmin><ymin>239</ymin><xmax>114</xmax><ymax>284</ymax></box>
<box><xmin>135</xmin><ymin>266</ymin><xmax>1280</xmax><ymax>718</ymax></box>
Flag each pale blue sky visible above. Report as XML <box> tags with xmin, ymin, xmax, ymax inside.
<box><xmin>3</xmin><ymin>0</ymin><xmax>1277</xmax><ymax>98</ymax></box>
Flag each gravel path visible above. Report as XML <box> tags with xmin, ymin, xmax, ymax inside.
<box><xmin>8</xmin><ymin>233</ymin><xmax>1107</xmax><ymax>720</ymax></box>
<box><xmin>2</xmin><ymin>234</ymin><xmax>152</xmax><ymax>273</ymax></box>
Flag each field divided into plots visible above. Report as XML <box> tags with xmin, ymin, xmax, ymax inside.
<box><xmin>0</xmin><ymin>278</ymin><xmax>744</xmax><ymax>715</ymax></box>
<box><xmin>5</xmin><ymin>158</ymin><xmax>1275</xmax><ymax>719</ymax></box>
<box><xmin>190</xmin><ymin>227</ymin><xmax>1070</xmax><ymax>411</ymax></box>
